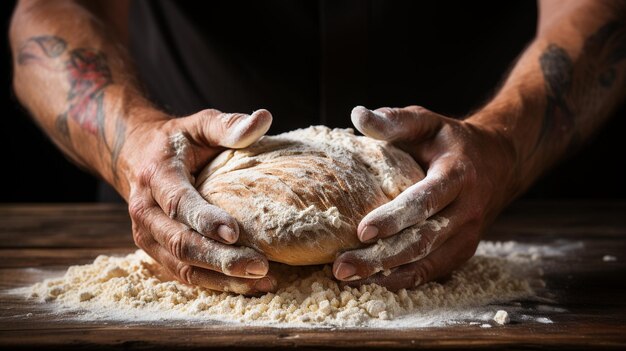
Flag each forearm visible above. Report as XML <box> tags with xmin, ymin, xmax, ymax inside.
<box><xmin>10</xmin><ymin>0</ymin><xmax>165</xmax><ymax>199</ymax></box>
<box><xmin>469</xmin><ymin>0</ymin><xmax>626</xmax><ymax>196</ymax></box>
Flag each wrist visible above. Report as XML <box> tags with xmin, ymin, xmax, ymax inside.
<box><xmin>465</xmin><ymin>108</ymin><xmax>529</xmax><ymax>205</ymax></box>
<box><xmin>106</xmin><ymin>95</ymin><xmax>171</xmax><ymax>200</ymax></box>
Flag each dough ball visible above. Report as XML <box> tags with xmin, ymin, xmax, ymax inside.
<box><xmin>195</xmin><ymin>126</ymin><xmax>424</xmax><ymax>265</ymax></box>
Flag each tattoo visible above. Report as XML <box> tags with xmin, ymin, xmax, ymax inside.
<box><xmin>18</xmin><ymin>35</ymin><xmax>125</xmax><ymax>182</ymax></box>
<box><xmin>538</xmin><ymin>44</ymin><xmax>575</xmax><ymax>147</ymax></box>
<box><xmin>17</xmin><ymin>35</ymin><xmax>67</xmax><ymax>65</ymax></box>
<box><xmin>58</xmin><ymin>48</ymin><xmax>112</xmax><ymax>136</ymax></box>
<box><xmin>536</xmin><ymin>19</ymin><xmax>626</xmax><ymax>150</ymax></box>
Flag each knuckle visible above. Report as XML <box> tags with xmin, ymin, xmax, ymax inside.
<box><xmin>174</xmin><ymin>262</ymin><xmax>194</xmax><ymax>285</ymax></box>
<box><xmin>404</xmin><ymin>187</ymin><xmax>435</xmax><ymax>221</ymax></box>
<box><xmin>128</xmin><ymin>197</ymin><xmax>149</xmax><ymax>223</ymax></box>
<box><xmin>412</xmin><ymin>258</ymin><xmax>434</xmax><ymax>286</ymax></box>
<box><xmin>416</xmin><ymin>233</ymin><xmax>435</xmax><ymax>258</ymax></box>
<box><xmin>459</xmin><ymin>160</ymin><xmax>478</xmax><ymax>186</ymax></box>
<box><xmin>406</xmin><ymin>105</ymin><xmax>428</xmax><ymax>116</ymax></box>
<box><xmin>415</xmin><ymin>191</ymin><xmax>438</xmax><ymax>220</ymax></box>
<box><xmin>375</xmin><ymin>107</ymin><xmax>395</xmax><ymax>118</ymax></box>
<box><xmin>163</xmin><ymin>186</ymin><xmax>190</xmax><ymax>219</ymax></box>
<box><xmin>136</xmin><ymin>161</ymin><xmax>159</xmax><ymax>188</ymax></box>
<box><xmin>200</xmin><ymin>108</ymin><xmax>220</xmax><ymax>118</ymax></box>
<box><xmin>166</xmin><ymin>230</ymin><xmax>187</xmax><ymax>262</ymax></box>
<box><xmin>220</xmin><ymin>113</ymin><xmax>246</xmax><ymax>129</ymax></box>
<box><xmin>132</xmin><ymin>226</ymin><xmax>148</xmax><ymax>248</ymax></box>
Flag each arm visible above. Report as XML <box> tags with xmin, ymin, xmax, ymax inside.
<box><xmin>476</xmin><ymin>0</ymin><xmax>626</xmax><ymax>193</ymax></box>
<box><xmin>11</xmin><ymin>0</ymin><xmax>276</xmax><ymax>294</ymax></box>
<box><xmin>11</xmin><ymin>0</ymin><xmax>146</xmax><ymax>189</ymax></box>
<box><xmin>334</xmin><ymin>0</ymin><xmax>626</xmax><ymax>289</ymax></box>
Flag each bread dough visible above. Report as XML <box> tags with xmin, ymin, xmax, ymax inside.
<box><xmin>195</xmin><ymin>126</ymin><xmax>424</xmax><ymax>265</ymax></box>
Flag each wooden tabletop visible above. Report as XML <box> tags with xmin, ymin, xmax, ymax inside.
<box><xmin>0</xmin><ymin>201</ymin><xmax>625</xmax><ymax>350</ymax></box>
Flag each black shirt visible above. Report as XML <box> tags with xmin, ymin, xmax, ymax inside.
<box><xmin>129</xmin><ymin>0</ymin><xmax>537</xmax><ymax>134</ymax></box>
<box><xmin>98</xmin><ymin>1</ymin><xmax>626</xmax><ymax>200</ymax></box>
<box><xmin>101</xmin><ymin>1</ymin><xmax>537</xmax><ymax>202</ymax></box>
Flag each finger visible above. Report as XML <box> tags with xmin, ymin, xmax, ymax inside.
<box><xmin>357</xmin><ymin>157</ymin><xmax>462</xmax><ymax>242</ymax></box>
<box><xmin>134</xmin><ymin>200</ymin><xmax>269</xmax><ymax>278</ymax></box>
<box><xmin>138</xmin><ymin>230</ymin><xmax>276</xmax><ymax>295</ymax></box>
<box><xmin>334</xmin><ymin>204</ymin><xmax>461</xmax><ymax>281</ymax></box>
<box><xmin>149</xmin><ymin>162</ymin><xmax>240</xmax><ymax>244</ymax></box>
<box><xmin>177</xmin><ymin>108</ymin><xmax>273</xmax><ymax>149</ymax></box>
<box><xmin>351</xmin><ymin>105</ymin><xmax>444</xmax><ymax>142</ymax></box>
<box><xmin>340</xmin><ymin>228</ymin><xmax>477</xmax><ymax>292</ymax></box>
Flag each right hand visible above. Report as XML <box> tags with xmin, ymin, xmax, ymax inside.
<box><xmin>122</xmin><ymin>108</ymin><xmax>276</xmax><ymax>295</ymax></box>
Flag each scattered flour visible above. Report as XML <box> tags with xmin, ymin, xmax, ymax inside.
<box><xmin>493</xmin><ymin>310</ymin><xmax>510</xmax><ymax>325</ymax></box>
<box><xmin>168</xmin><ymin>132</ymin><xmax>188</xmax><ymax>158</ymax></box>
<box><xmin>18</xmin><ymin>240</ymin><xmax>574</xmax><ymax>328</ymax></box>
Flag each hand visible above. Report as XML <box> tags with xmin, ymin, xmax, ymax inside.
<box><xmin>123</xmin><ymin>108</ymin><xmax>277</xmax><ymax>294</ymax></box>
<box><xmin>333</xmin><ymin>105</ymin><xmax>518</xmax><ymax>291</ymax></box>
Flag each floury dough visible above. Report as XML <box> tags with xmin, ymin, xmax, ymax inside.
<box><xmin>24</xmin><ymin>241</ymin><xmax>551</xmax><ymax>327</ymax></box>
<box><xmin>195</xmin><ymin>126</ymin><xmax>425</xmax><ymax>265</ymax></box>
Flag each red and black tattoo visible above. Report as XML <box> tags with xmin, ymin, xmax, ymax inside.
<box><xmin>57</xmin><ymin>48</ymin><xmax>112</xmax><ymax>138</ymax></box>
<box><xmin>17</xmin><ymin>35</ymin><xmax>125</xmax><ymax>182</ymax></box>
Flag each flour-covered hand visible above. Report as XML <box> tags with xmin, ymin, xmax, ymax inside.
<box><xmin>124</xmin><ymin>108</ymin><xmax>277</xmax><ymax>294</ymax></box>
<box><xmin>332</xmin><ymin>105</ymin><xmax>519</xmax><ymax>291</ymax></box>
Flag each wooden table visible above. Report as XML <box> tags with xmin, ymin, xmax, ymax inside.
<box><xmin>0</xmin><ymin>201</ymin><xmax>625</xmax><ymax>350</ymax></box>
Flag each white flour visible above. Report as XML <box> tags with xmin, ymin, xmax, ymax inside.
<box><xmin>348</xmin><ymin>216</ymin><xmax>451</xmax><ymax>276</ymax></box>
<box><xmin>253</xmin><ymin>201</ymin><xmax>347</xmax><ymax>240</ymax></box>
<box><xmin>18</xmin><ymin>240</ymin><xmax>574</xmax><ymax>328</ymax></box>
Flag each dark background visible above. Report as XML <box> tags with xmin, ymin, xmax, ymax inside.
<box><xmin>2</xmin><ymin>0</ymin><xmax>624</xmax><ymax>203</ymax></box>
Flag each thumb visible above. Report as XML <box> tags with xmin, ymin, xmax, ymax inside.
<box><xmin>351</xmin><ymin>105</ymin><xmax>442</xmax><ymax>142</ymax></box>
<box><xmin>177</xmin><ymin>108</ymin><xmax>273</xmax><ymax>149</ymax></box>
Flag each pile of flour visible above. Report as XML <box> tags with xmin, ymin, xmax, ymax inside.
<box><xmin>22</xmin><ymin>240</ymin><xmax>561</xmax><ymax>327</ymax></box>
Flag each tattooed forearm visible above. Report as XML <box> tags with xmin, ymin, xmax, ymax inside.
<box><xmin>536</xmin><ymin>19</ymin><xmax>626</xmax><ymax>150</ymax></box>
<box><xmin>17</xmin><ymin>34</ymin><xmax>124</xmax><ymax>180</ymax></box>
<box><xmin>537</xmin><ymin>44</ymin><xmax>575</xmax><ymax>148</ymax></box>
<box><xmin>17</xmin><ymin>36</ymin><xmax>112</xmax><ymax>138</ymax></box>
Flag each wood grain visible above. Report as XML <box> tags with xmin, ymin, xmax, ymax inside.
<box><xmin>0</xmin><ymin>201</ymin><xmax>625</xmax><ymax>349</ymax></box>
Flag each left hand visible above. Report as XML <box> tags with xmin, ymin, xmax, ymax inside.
<box><xmin>332</xmin><ymin>105</ymin><xmax>520</xmax><ymax>291</ymax></box>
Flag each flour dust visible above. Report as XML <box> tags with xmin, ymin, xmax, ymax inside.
<box><xmin>12</xmin><ymin>240</ymin><xmax>582</xmax><ymax>328</ymax></box>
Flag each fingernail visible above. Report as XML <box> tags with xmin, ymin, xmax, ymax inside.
<box><xmin>335</xmin><ymin>262</ymin><xmax>357</xmax><ymax>280</ymax></box>
<box><xmin>351</xmin><ymin>105</ymin><xmax>368</xmax><ymax>116</ymax></box>
<box><xmin>359</xmin><ymin>225</ymin><xmax>379</xmax><ymax>242</ymax></box>
<box><xmin>245</xmin><ymin>260</ymin><xmax>267</xmax><ymax>276</ymax></box>
<box><xmin>217</xmin><ymin>225</ymin><xmax>237</xmax><ymax>243</ymax></box>
<box><xmin>254</xmin><ymin>277</ymin><xmax>274</xmax><ymax>292</ymax></box>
